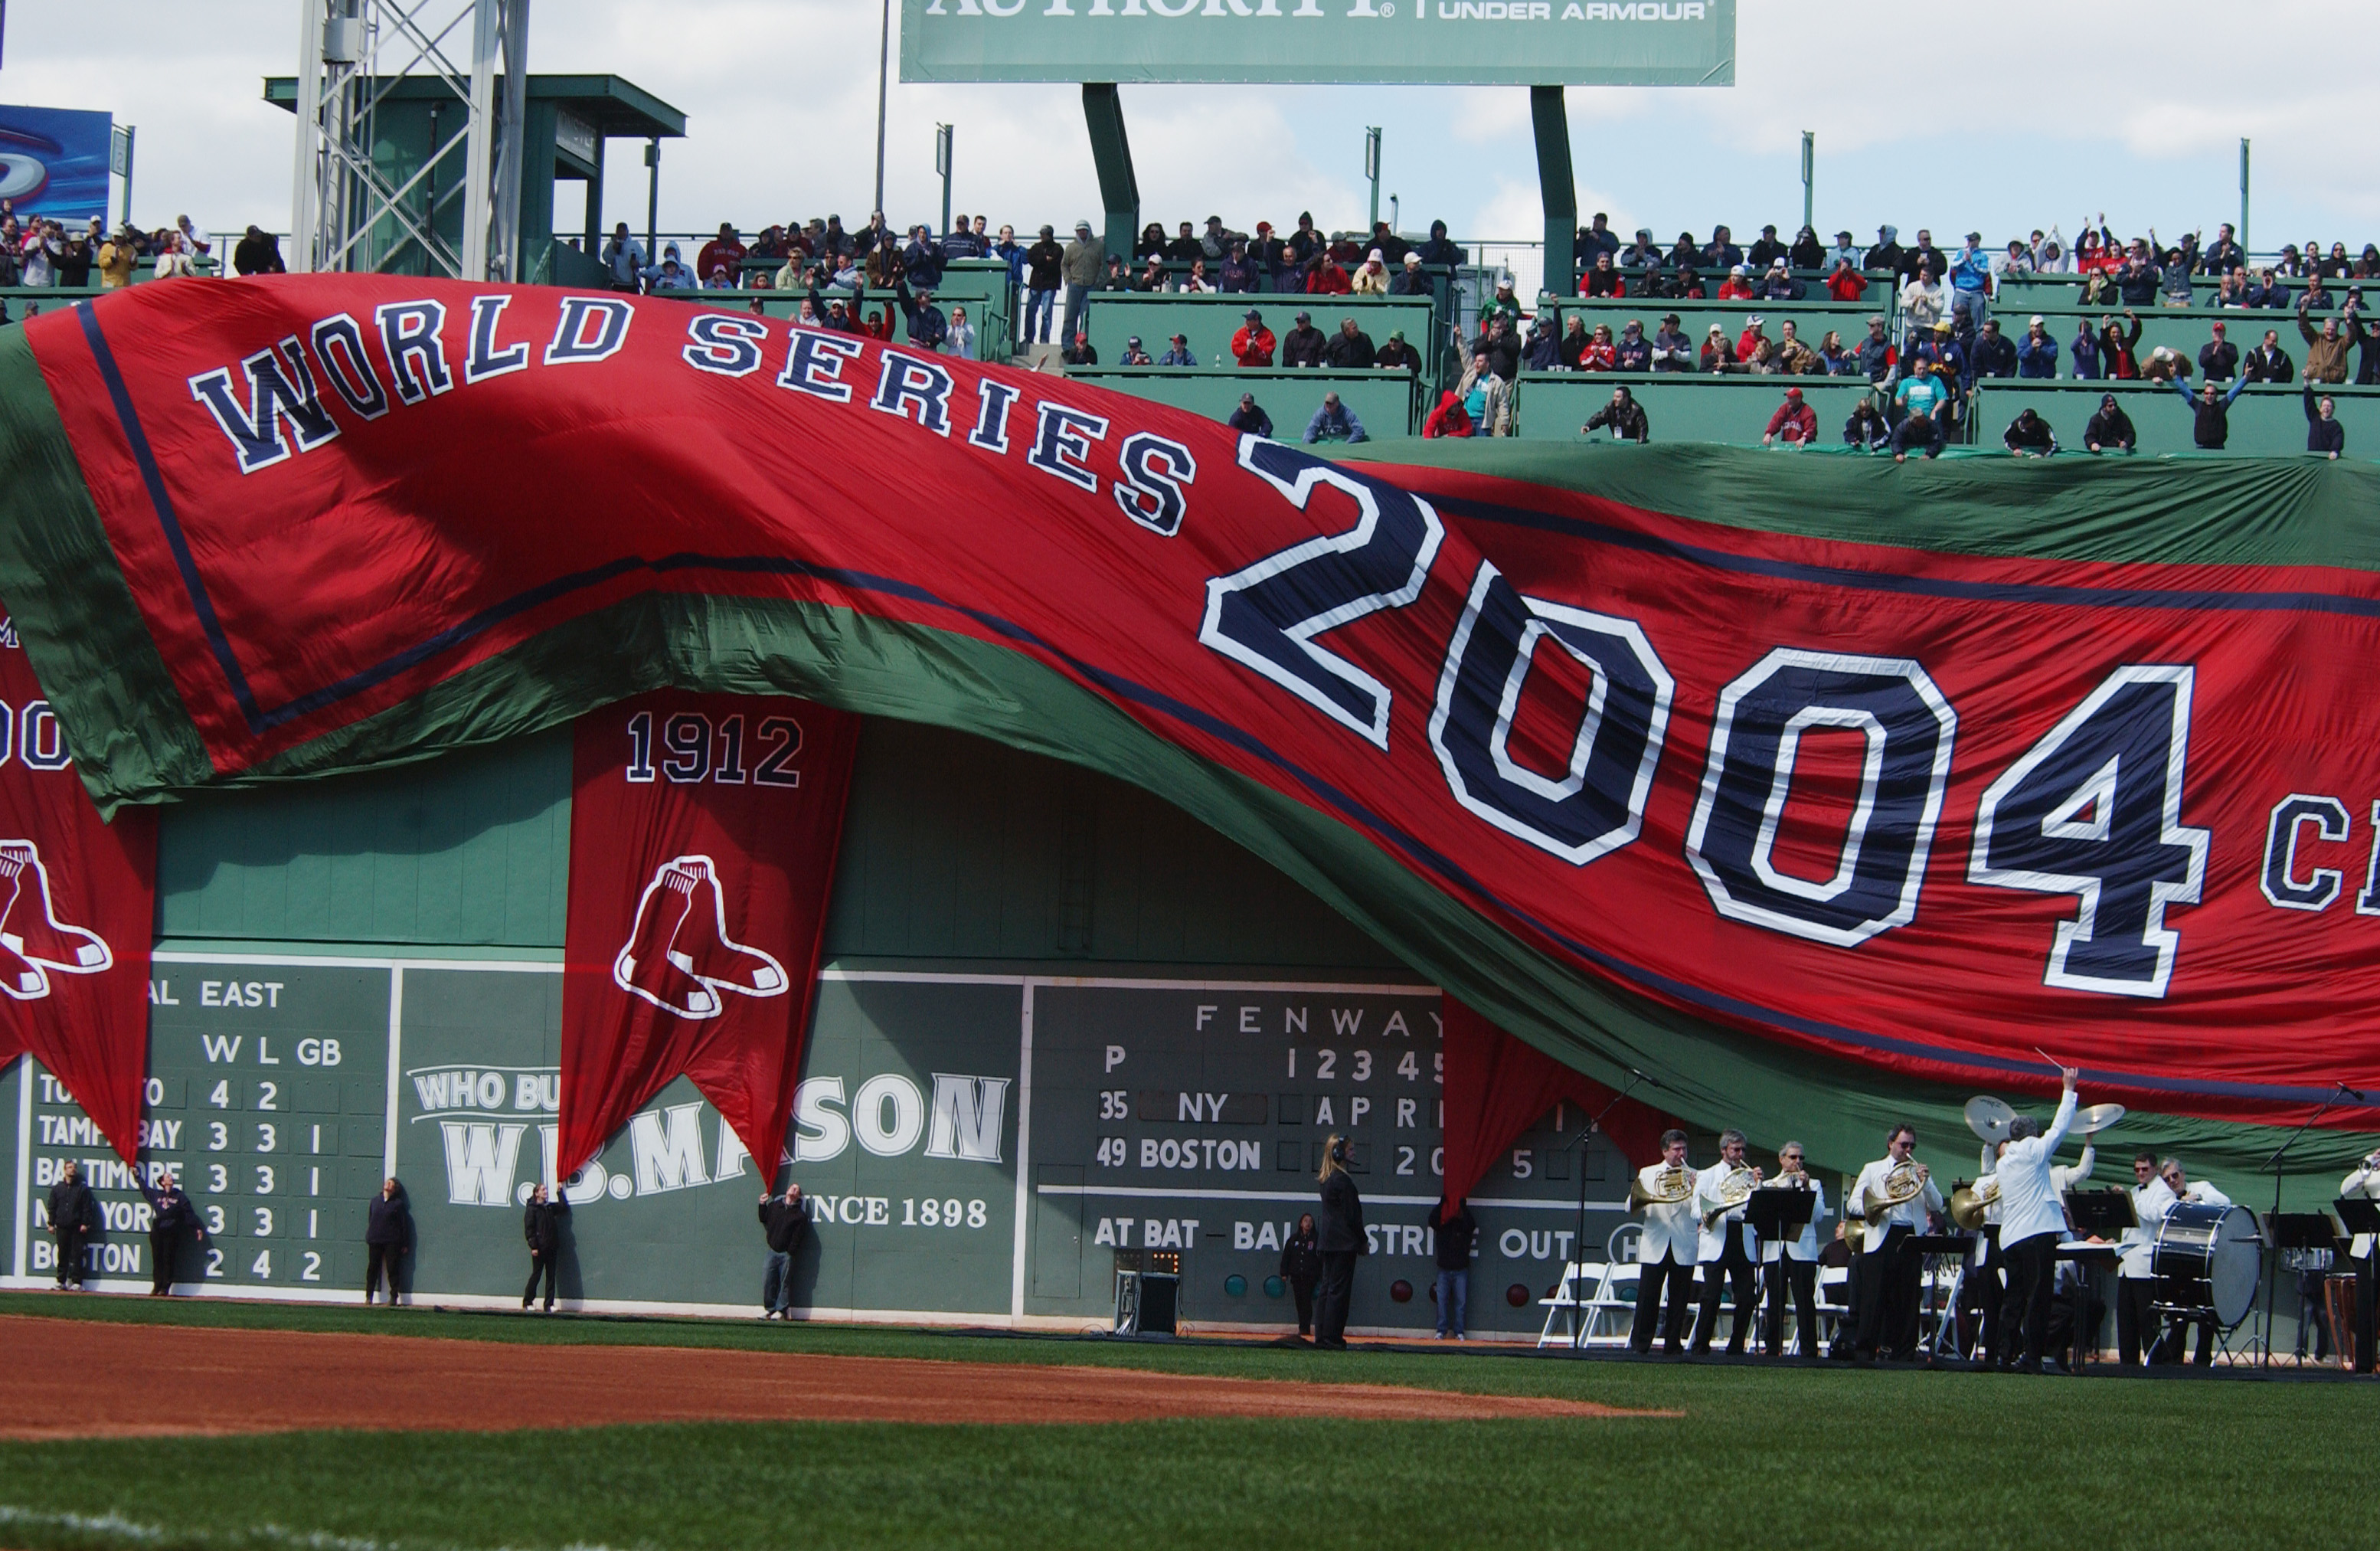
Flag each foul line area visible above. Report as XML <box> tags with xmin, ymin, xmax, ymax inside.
<box><xmin>0</xmin><ymin>1314</ymin><xmax>1663</xmax><ymax>1438</ymax></box>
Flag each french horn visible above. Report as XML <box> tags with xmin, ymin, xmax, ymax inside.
<box><xmin>1628</xmin><ymin>1164</ymin><xmax>1694</xmax><ymax>1209</ymax></box>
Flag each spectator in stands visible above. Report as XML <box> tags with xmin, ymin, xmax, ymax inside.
<box><xmin>2301</xmin><ymin>270</ymin><xmax>2336</xmax><ymax>312</ymax></box>
<box><xmin>1735</xmin><ymin>315</ymin><xmax>1770</xmax><ymax>364</ymax></box>
<box><xmin>2016</xmin><ymin>317</ymin><xmax>2059</xmax><ymax>378</ymax></box>
<box><xmin>1582</xmin><ymin>252</ymin><xmax>1626</xmax><ymax>298</ymax></box>
<box><xmin>2300</xmin><ymin>303</ymin><xmax>2354</xmax><ymax>383</ymax></box>
<box><xmin>2245</xmin><ymin>329</ymin><xmax>2295</xmax><ymax>383</ymax></box>
<box><xmin>1304</xmin><ymin>391</ymin><xmax>1368</xmax><ymax>445</ymax></box>
<box><xmin>599</xmin><ymin>222</ymin><xmax>646</xmax><ymax>292</ymax></box>
<box><xmin>1523</xmin><ymin>314</ymin><xmax>1562</xmax><ymax>373</ymax></box>
<box><xmin>698</xmin><ymin>224</ymin><xmax>747</xmax><ymax>286</ymax></box>
<box><xmin>1456</xmin><ymin>345</ymin><xmax>1512</xmax><ymax>437</ymax></box>
<box><xmin>1097</xmin><ymin>254</ymin><xmax>1132</xmax><ymax>293</ymax></box>
<box><xmin>1747</xmin><ymin>224</ymin><xmax>1787</xmax><ymax>270</ymax></box>
<box><xmin>1663</xmin><ymin>265</ymin><xmax>1708</xmax><ymax>302</ymax></box>
<box><xmin>1917</xmin><ymin>319</ymin><xmax>1969</xmax><ymax>391</ymax></box>
<box><xmin>1999</xmin><ymin>239</ymin><xmax>2035</xmax><ymax>282</ymax></box>
<box><xmin>1132</xmin><ymin>255</ymin><xmax>1169</xmax><ymax>293</ymax></box>
<box><xmin>1761</xmin><ymin>258</ymin><xmax>1805</xmax><ymax>302</ymax></box>
<box><xmin>1061</xmin><ymin>221</ymin><xmax>1102</xmax><ymax>345</ymax></box>
<box><xmin>639</xmin><ymin>243</ymin><xmax>692</xmax><ymax>291</ymax></box>
<box><xmin>1022</xmin><ymin>225</ymin><xmax>1064</xmax><ymax>345</ymax></box>
<box><xmin>990</xmin><ymin>224</ymin><xmax>1025</xmax><ymax>287</ymax></box>
<box><xmin>1583</xmin><ymin>385</ymin><xmax>1649</xmax><ymax>443</ymax></box>
<box><xmin>1845</xmin><ymin>397</ymin><xmax>1891</xmax><ymax>451</ymax></box>
<box><xmin>1482</xmin><ymin>316</ymin><xmax>1522</xmax><ymax>382</ymax></box>
<box><xmin>2069</xmin><ymin>319</ymin><xmax>2102</xmax><ymax>380</ymax></box>
<box><xmin>1706</xmin><ymin>224</ymin><xmax>1744</xmax><ymax>271</ymax></box>
<box><xmin>231</xmin><ymin>225</ymin><xmax>285</xmax><ymax>276</ymax></box>
<box><xmin>1367</xmin><ymin>221</ymin><xmax>1407</xmax><ymax>265</ymax></box>
<box><xmin>895</xmin><ymin>283</ymin><xmax>950</xmax><ymax>352</ymax></box>
<box><xmin>2116</xmin><ymin>252</ymin><xmax>2163</xmax><ymax>309</ymax></box>
<box><xmin>701</xmin><ymin>261</ymin><xmax>738</xmax><ymax>291</ymax></box>
<box><xmin>1899</xmin><ymin>264</ymin><xmax>1947</xmax><ymax>345</ymax></box>
<box><xmin>1228</xmin><ymin>392</ymin><xmax>1274</xmax><ymax>439</ymax></box>
<box><xmin>2198</xmin><ymin>322</ymin><xmax>2238</xmax><ymax>381</ymax></box>
<box><xmin>1743</xmin><ymin>337</ymin><xmax>1783</xmax><ymax>375</ymax></box>
<box><xmin>1558</xmin><ymin>313</ymin><xmax>1590</xmax><ymax>370</ymax></box>
<box><xmin>1868</xmin><ymin>224</ymin><xmax>1904</xmax><ymax>277</ymax></box>
<box><xmin>1790</xmin><ymin>225</ymin><xmax>1825</xmax><ymax>270</ymax></box>
<box><xmin>1777</xmin><ymin>321</ymin><xmax>1821</xmax><ymax>375</ymax></box>
<box><xmin>1201</xmin><ymin>217</ymin><xmax>1234</xmax><ymax>262</ymax></box>
<box><xmin>2084</xmin><ymin>393</ymin><xmax>2138</xmax><ymax>453</ymax></box>
<box><xmin>2098</xmin><ymin>312</ymin><xmax>2145</xmax><ymax>380</ymax></box>
<box><xmin>2245</xmin><ymin>268</ymin><xmax>2290</xmax><ymax>309</ymax></box>
<box><xmin>945</xmin><ymin>306</ymin><xmax>977</xmax><ymax>360</ymax></box>
<box><xmin>1717</xmin><ymin>265</ymin><xmax>1758</xmax><ymax>302</ymax></box>
<box><xmin>1700</xmin><ymin>323</ymin><xmax>1737</xmax><ymax>373</ymax></box>
<box><xmin>1891</xmin><ymin>359</ymin><xmax>1950</xmax><ymax>461</ymax></box>
<box><xmin>2346</xmin><ymin>297</ymin><xmax>2380</xmax><ymax>384</ymax></box>
<box><xmin>1614</xmin><ymin>320</ymin><xmax>1652</xmax><ymax>371</ymax></box>
<box><xmin>1164</xmin><ymin>221</ymin><xmax>1201</xmax><ymax>263</ymax></box>
<box><xmin>1826</xmin><ymin>256</ymin><xmax>1868</xmax><ymax>304</ymax></box>
<box><xmin>1662</xmin><ymin>231</ymin><xmax>1698</xmax><ymax>270</ymax></box>
<box><xmin>2305</xmin><ymin>386</ymin><xmax>2344</xmax><ymax>457</ymax></box>
<box><xmin>1215</xmin><ymin>241</ymin><xmax>1257</xmax><ymax>294</ymax></box>
<box><xmin>1416</xmin><ymin>219</ymin><xmax>1466</xmax><ymax>270</ymax></box>
<box><xmin>945</xmin><ymin>215</ymin><xmax>985</xmax><ymax>263</ymax></box>
<box><xmin>1352</xmin><ymin>250</ymin><xmax>1390</xmax><ymax>295</ymax></box>
<box><xmin>1326</xmin><ymin>316</ymin><xmax>1378</xmax><ymax>369</ymax></box>
<box><xmin>1120</xmin><ymin>335</ymin><xmax>1153</xmax><ymax>366</ymax></box>
<box><xmin>1826</xmin><ymin>231</ymin><xmax>1862</xmax><ymax>272</ymax></box>
<box><xmin>1062</xmin><ymin>329</ymin><xmax>1099</xmax><ymax>367</ymax></box>
<box><xmin>97</xmin><ymin>224</ymin><xmax>139</xmax><ymax>290</ymax></box>
<box><xmin>1377</xmin><ymin>330</ymin><xmax>1420</xmax><ymax>374</ymax></box>
<box><xmin>1855</xmin><ymin>316</ymin><xmax>1896</xmax><ymax>384</ymax></box>
<box><xmin>2201</xmin><ymin>222</ymin><xmax>2244</xmax><ymax>276</ymax></box>
<box><xmin>901</xmin><ymin>225</ymin><xmax>943</xmax><ymax>290</ymax></box>
<box><xmin>1577</xmin><ymin>211</ymin><xmax>1620</xmax><ymax>267</ymax></box>
<box><xmin>1971</xmin><ymin>319</ymin><xmax>2019</xmax><ymax>379</ymax></box>
<box><xmin>1948</xmin><ymin>232</ymin><xmax>1994</xmax><ymax>326</ymax></box>
<box><xmin>1481</xmin><ymin>277</ymin><xmax>1522</xmax><ymax>332</ymax></box>
<box><xmin>1579</xmin><ymin>322</ymin><xmax>1620</xmax><ymax>372</ymax></box>
<box><xmin>171</xmin><ymin>214</ymin><xmax>213</xmax><ymax>271</ymax></box>
<box><xmin>1158</xmin><ymin>332</ymin><xmax>1197</xmax><ymax>367</ymax></box>
<box><xmin>2212</xmin><ymin>270</ymin><xmax>2248</xmax><ymax>309</ymax></box>
<box><xmin>2176</xmin><ymin>375</ymin><xmax>2248</xmax><ymax>450</ymax></box>
<box><xmin>1391</xmin><ymin>253</ymin><xmax>1432</xmax><ymax>297</ymax></box>
<box><xmin>1902</xmin><ymin>228</ymin><xmax>1945</xmax><ymax>283</ymax></box>
<box><xmin>1622</xmin><ymin>229</ymin><xmax>1663</xmax><ymax>270</ymax></box>
<box><xmin>1134</xmin><ymin>222</ymin><xmax>1168</xmax><ymax>263</ymax></box>
<box><xmin>1818</xmin><ymin>329</ymin><xmax>1858</xmax><ymax>375</ymax></box>
<box><xmin>1282</xmin><ymin>311</ymin><xmax>1328</xmax><ymax>368</ymax></box>
<box><xmin>1423</xmin><ymin>388</ymin><xmax>1474</xmax><ymax>439</ymax></box>
<box><xmin>1763</xmin><ymin>387</ymin><xmax>1818</xmax><ymax>447</ymax></box>
<box><xmin>1652</xmin><ymin>313</ymin><xmax>1694</xmax><ymax>372</ymax></box>
<box><xmin>1233</xmin><ymin>308</ymin><xmax>1277</xmax><ymax>366</ymax></box>
<box><xmin>1286</xmin><ymin>212</ymin><xmax>1325</xmax><ymax>276</ymax></box>
<box><xmin>2003</xmin><ymin>408</ymin><xmax>2058</xmax><ymax>457</ymax></box>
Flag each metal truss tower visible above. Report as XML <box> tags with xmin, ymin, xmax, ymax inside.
<box><xmin>287</xmin><ymin>0</ymin><xmax>529</xmax><ymax>280</ymax></box>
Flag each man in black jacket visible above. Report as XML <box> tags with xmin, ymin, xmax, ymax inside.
<box><xmin>1226</xmin><ymin>392</ymin><xmax>1274</xmax><ymax>439</ymax></box>
<box><xmin>758</xmin><ymin>1182</ymin><xmax>810</xmax><ymax>1320</ymax></box>
<box><xmin>365</xmin><ymin>1177</ymin><xmax>409</xmax><ymax>1306</ymax></box>
<box><xmin>1280</xmin><ymin>310</ymin><xmax>1327</xmax><ymax>368</ymax></box>
<box><xmin>1426</xmin><ymin>1197</ymin><xmax>1478</xmax><ymax>1340</ymax></box>
<box><xmin>1970</xmin><ymin>318</ymin><xmax>2019</xmax><ymax>379</ymax></box>
<box><xmin>2084</xmin><ymin>394</ymin><xmax>2138</xmax><ymax>453</ymax></box>
<box><xmin>1583</xmin><ymin>385</ymin><xmax>1650</xmax><ymax>443</ymax></box>
<box><xmin>2199</xmin><ymin>321</ymin><xmax>2239</xmax><ymax>381</ymax></box>
<box><xmin>140</xmin><ymin>1170</ymin><xmax>204</xmax><ymax>1296</ymax></box>
<box><xmin>2306</xmin><ymin>386</ymin><xmax>2345</xmax><ymax>458</ymax></box>
<box><xmin>2176</xmin><ymin>375</ymin><xmax>2248</xmax><ymax>449</ymax></box>
<box><xmin>1280</xmin><ymin>1212</ymin><xmax>1323</xmax><ymax>1340</ymax></box>
<box><xmin>1313</xmin><ymin>1135</ymin><xmax>1366</xmax><ymax>1350</ymax></box>
<box><xmin>2244</xmin><ymin>329</ymin><xmax>2295</xmax><ymax>383</ymax></box>
<box><xmin>2003</xmin><ymin>407</ymin><xmax>2058</xmax><ymax>456</ymax></box>
<box><xmin>522</xmin><ymin>1183</ymin><xmax>568</xmax><ymax>1312</ymax></box>
<box><xmin>1322</xmin><ymin>316</ymin><xmax>1376</xmax><ymax>369</ymax></box>
<box><xmin>46</xmin><ymin>1161</ymin><xmax>96</xmax><ymax>1289</ymax></box>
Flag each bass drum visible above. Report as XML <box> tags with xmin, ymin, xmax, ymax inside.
<box><xmin>2151</xmin><ymin>1203</ymin><xmax>2263</xmax><ymax>1327</ymax></box>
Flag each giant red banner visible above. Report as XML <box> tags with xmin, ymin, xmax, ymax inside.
<box><xmin>0</xmin><ymin>619</ymin><xmax>155</xmax><ymax>1162</ymax></box>
<box><xmin>8</xmin><ymin>277</ymin><xmax>2379</xmax><ymax>1140</ymax></box>
<box><xmin>561</xmin><ymin>691</ymin><xmax>858</xmax><ymax>1180</ymax></box>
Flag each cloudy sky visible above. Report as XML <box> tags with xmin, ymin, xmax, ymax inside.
<box><xmin>11</xmin><ymin>0</ymin><xmax>2377</xmax><ymax>293</ymax></box>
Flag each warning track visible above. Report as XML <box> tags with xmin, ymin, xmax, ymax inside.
<box><xmin>0</xmin><ymin>1314</ymin><xmax>1662</xmax><ymax>1437</ymax></box>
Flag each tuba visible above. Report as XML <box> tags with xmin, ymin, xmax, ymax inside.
<box><xmin>1861</xmin><ymin>1159</ymin><xmax>1925</xmax><ymax>1222</ymax></box>
<box><xmin>1947</xmin><ymin>1174</ymin><xmax>2000</xmax><ymax>1232</ymax></box>
<box><xmin>1629</xmin><ymin>1164</ymin><xmax>1694</xmax><ymax>1210</ymax></box>
<box><xmin>1699</xmin><ymin>1164</ymin><xmax>1757</xmax><ymax>1225</ymax></box>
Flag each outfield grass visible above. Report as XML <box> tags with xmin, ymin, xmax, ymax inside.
<box><xmin>0</xmin><ymin>1291</ymin><xmax>2357</xmax><ymax>1551</ymax></box>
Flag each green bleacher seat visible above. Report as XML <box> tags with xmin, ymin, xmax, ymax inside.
<box><xmin>1067</xmin><ymin>365</ymin><xmax>1419</xmax><ymax>440</ymax></box>
<box><xmin>1534</xmin><ymin>296</ymin><xmax>1889</xmax><ymax>361</ymax></box>
<box><xmin>1970</xmin><ymin>381</ymin><xmax>2380</xmax><ymax>458</ymax></box>
<box><xmin>1081</xmin><ymin>293</ymin><xmax>1435</xmax><ymax>380</ymax></box>
<box><xmin>1514</xmin><ymin>371</ymin><xmax>1890</xmax><ymax>446</ymax></box>
<box><xmin>1994</xmin><ymin>301</ymin><xmax>2305</xmax><ymax>378</ymax></box>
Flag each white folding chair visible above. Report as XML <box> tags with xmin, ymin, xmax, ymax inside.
<box><xmin>1816</xmin><ymin>1265</ymin><xmax>1855</xmax><ymax>1351</ymax></box>
<box><xmin>1536</xmin><ymin>1260</ymin><xmax>1592</xmax><ymax>1348</ymax></box>
<box><xmin>1584</xmin><ymin>1261</ymin><xmax>1640</xmax><ymax>1348</ymax></box>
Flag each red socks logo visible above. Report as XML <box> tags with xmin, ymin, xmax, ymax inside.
<box><xmin>611</xmin><ymin>855</ymin><xmax>787</xmax><ymax>1020</ymax></box>
<box><xmin>0</xmin><ymin>840</ymin><xmax>113</xmax><ymax>1000</ymax></box>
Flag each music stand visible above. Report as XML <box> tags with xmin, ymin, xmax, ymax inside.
<box><xmin>2064</xmin><ymin>1189</ymin><xmax>2136</xmax><ymax>1240</ymax></box>
<box><xmin>2338</xmin><ymin>1199</ymin><xmax>2380</xmax><ymax>1243</ymax></box>
<box><xmin>1743</xmin><ymin>1189</ymin><xmax>1818</xmax><ymax>1353</ymax></box>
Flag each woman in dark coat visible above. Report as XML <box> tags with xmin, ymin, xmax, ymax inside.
<box><xmin>522</xmin><ymin>1183</ymin><xmax>569</xmax><ymax>1313</ymax></box>
<box><xmin>365</xmin><ymin>1178</ymin><xmax>409</xmax><ymax>1306</ymax></box>
<box><xmin>1281</xmin><ymin>1212</ymin><xmax>1323</xmax><ymax>1340</ymax></box>
<box><xmin>1313</xmin><ymin>1134</ymin><xmax>1366</xmax><ymax>1350</ymax></box>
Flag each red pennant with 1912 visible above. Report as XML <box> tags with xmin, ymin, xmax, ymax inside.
<box><xmin>0</xmin><ymin>617</ymin><xmax>156</xmax><ymax>1163</ymax></box>
<box><xmin>559</xmin><ymin>692</ymin><xmax>858</xmax><ymax>1181</ymax></box>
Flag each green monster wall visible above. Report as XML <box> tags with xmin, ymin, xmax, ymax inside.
<box><xmin>6</xmin><ymin>720</ymin><xmax>1639</xmax><ymax>1337</ymax></box>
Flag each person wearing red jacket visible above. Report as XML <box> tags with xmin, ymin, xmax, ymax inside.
<box><xmin>695</xmin><ymin>223</ymin><xmax>747</xmax><ymax>287</ymax></box>
<box><xmin>1422</xmin><ymin>389</ymin><xmax>1475</xmax><ymax>438</ymax></box>
<box><xmin>1763</xmin><ymin>386</ymin><xmax>1818</xmax><ymax>447</ymax></box>
<box><xmin>1826</xmin><ymin>259</ymin><xmax>1868</xmax><ymax>303</ymax></box>
<box><xmin>1716</xmin><ymin>265</ymin><xmax>1758</xmax><ymax>300</ymax></box>
<box><xmin>1736</xmin><ymin>315</ymin><xmax>1770</xmax><ymax>364</ymax></box>
<box><xmin>1306</xmin><ymin>254</ymin><xmax>1352</xmax><ymax>294</ymax></box>
<box><xmin>1232</xmin><ymin>308</ymin><xmax>1277</xmax><ymax>366</ymax></box>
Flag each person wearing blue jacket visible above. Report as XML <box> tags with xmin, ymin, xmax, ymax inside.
<box><xmin>1304</xmin><ymin>393</ymin><xmax>1368</xmax><ymax>444</ymax></box>
<box><xmin>2175</xmin><ymin>374</ymin><xmax>2248</xmax><ymax>449</ymax></box>
<box><xmin>1228</xmin><ymin>393</ymin><xmax>1274</xmax><ymax>439</ymax></box>
<box><xmin>894</xmin><ymin>280</ymin><xmax>948</xmax><ymax>352</ymax></box>
<box><xmin>2070</xmin><ymin>320</ymin><xmax>2103</xmax><ymax>380</ymax></box>
<box><xmin>2016</xmin><ymin>316</ymin><xmax>2061</xmax><ymax>378</ymax></box>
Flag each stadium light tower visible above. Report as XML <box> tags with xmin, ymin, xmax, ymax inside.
<box><xmin>287</xmin><ymin>0</ymin><xmax>530</xmax><ymax>280</ymax></box>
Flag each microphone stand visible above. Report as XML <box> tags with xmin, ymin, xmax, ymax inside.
<box><xmin>2257</xmin><ymin>1082</ymin><xmax>2357</xmax><ymax>1369</ymax></box>
<box><xmin>1568</xmin><ymin>1069</ymin><xmax>1652</xmax><ymax>1356</ymax></box>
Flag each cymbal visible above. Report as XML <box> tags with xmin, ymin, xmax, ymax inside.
<box><xmin>1964</xmin><ymin>1095</ymin><xmax>2015</xmax><ymax>1143</ymax></box>
<box><xmin>2074</xmin><ymin>1101</ymin><xmax>2127</xmax><ymax>1136</ymax></box>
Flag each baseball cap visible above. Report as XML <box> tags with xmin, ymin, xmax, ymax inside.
<box><xmin>1244</xmin><ymin>307</ymin><xmax>1263</xmax><ymax>320</ymax></box>
<box><xmin>1662</xmin><ymin>312</ymin><xmax>1681</xmax><ymax>325</ymax></box>
<box><xmin>1128</xmin><ymin>335</ymin><xmax>1143</xmax><ymax>347</ymax></box>
<box><xmin>1747</xmin><ymin>313</ymin><xmax>1765</xmax><ymax>326</ymax></box>
<box><xmin>1367</xmin><ymin>248</ymin><xmax>1383</xmax><ymax>263</ymax></box>
<box><xmin>1933</xmin><ymin>319</ymin><xmax>1952</xmax><ymax>332</ymax></box>
<box><xmin>1296</xmin><ymin>309</ymin><xmax>1311</xmax><ymax>322</ymax></box>
<box><xmin>1171</xmin><ymin>332</ymin><xmax>1187</xmax><ymax>342</ymax></box>
<box><xmin>1075</xmin><ymin>219</ymin><xmax>1094</xmax><ymax>232</ymax></box>
<box><xmin>1786</xmin><ymin>386</ymin><xmax>1803</xmax><ymax>398</ymax></box>
<box><xmin>2030</xmin><ymin>314</ymin><xmax>2045</xmax><ymax>326</ymax></box>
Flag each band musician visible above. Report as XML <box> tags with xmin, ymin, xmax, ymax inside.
<box><xmin>1691</xmin><ymin>1129</ymin><xmax>1762</xmax><ymax>1356</ymax></box>
<box><xmin>1993</xmin><ymin>1067</ymin><xmax>2079</xmax><ymax>1374</ymax></box>
<box><xmin>1629</xmin><ymin>1129</ymin><xmax>1699</xmax><ymax>1356</ymax></box>
<box><xmin>1849</xmin><ymin>1121</ymin><xmax>1943</xmax><ymax>1362</ymax></box>
<box><xmin>2116</xmin><ymin>1151</ymin><xmax>2176</xmax><ymax>1365</ymax></box>
<box><xmin>2150</xmin><ymin>1159</ymin><xmax>2231</xmax><ymax>1367</ymax></box>
<box><xmin>2340</xmin><ymin>1148</ymin><xmax>2380</xmax><ymax>1374</ymax></box>
<box><xmin>1760</xmin><ymin>1141</ymin><xmax>1826</xmax><ymax>1358</ymax></box>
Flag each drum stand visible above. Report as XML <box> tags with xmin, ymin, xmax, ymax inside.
<box><xmin>2255</xmin><ymin>1083</ymin><xmax>2357</xmax><ymax>1369</ymax></box>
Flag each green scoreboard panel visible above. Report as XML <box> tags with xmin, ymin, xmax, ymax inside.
<box><xmin>1020</xmin><ymin>980</ymin><xmax>1634</xmax><ymax>1337</ymax></box>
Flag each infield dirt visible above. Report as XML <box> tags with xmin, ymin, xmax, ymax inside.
<box><xmin>0</xmin><ymin>1313</ymin><xmax>1664</xmax><ymax>1438</ymax></box>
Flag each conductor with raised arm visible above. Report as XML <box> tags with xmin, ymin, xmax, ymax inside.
<box><xmin>1994</xmin><ymin>1066</ymin><xmax>2080</xmax><ymax>1373</ymax></box>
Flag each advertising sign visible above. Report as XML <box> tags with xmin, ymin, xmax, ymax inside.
<box><xmin>900</xmin><ymin>0</ymin><xmax>1736</xmax><ymax>86</ymax></box>
<box><xmin>0</xmin><ymin>106</ymin><xmax>115</xmax><ymax>221</ymax></box>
